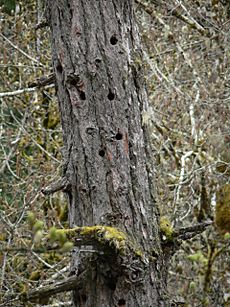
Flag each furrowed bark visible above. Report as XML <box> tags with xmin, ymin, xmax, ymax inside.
<box><xmin>46</xmin><ymin>1</ymin><xmax>167</xmax><ymax>306</ymax></box>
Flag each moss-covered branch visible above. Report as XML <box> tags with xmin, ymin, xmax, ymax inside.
<box><xmin>62</xmin><ymin>226</ymin><xmax>127</xmax><ymax>253</ymax></box>
<box><xmin>160</xmin><ymin>216</ymin><xmax>213</xmax><ymax>242</ymax></box>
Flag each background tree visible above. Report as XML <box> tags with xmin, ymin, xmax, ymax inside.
<box><xmin>0</xmin><ymin>0</ymin><xmax>229</xmax><ymax>306</ymax></box>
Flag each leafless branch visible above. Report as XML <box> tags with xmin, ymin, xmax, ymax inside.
<box><xmin>135</xmin><ymin>0</ymin><xmax>208</xmax><ymax>36</ymax></box>
<box><xmin>42</xmin><ymin>177</ymin><xmax>71</xmax><ymax>195</ymax></box>
<box><xmin>174</xmin><ymin>221</ymin><xmax>213</xmax><ymax>240</ymax></box>
<box><xmin>2</xmin><ymin>271</ymin><xmax>87</xmax><ymax>305</ymax></box>
<box><xmin>0</xmin><ymin>87</ymin><xmax>37</xmax><ymax>98</ymax></box>
<box><xmin>28</xmin><ymin>73</ymin><xmax>55</xmax><ymax>88</ymax></box>
<box><xmin>0</xmin><ymin>33</ymin><xmax>45</xmax><ymax>67</ymax></box>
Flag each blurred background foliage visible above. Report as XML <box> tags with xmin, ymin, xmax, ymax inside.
<box><xmin>0</xmin><ymin>0</ymin><xmax>229</xmax><ymax>306</ymax></box>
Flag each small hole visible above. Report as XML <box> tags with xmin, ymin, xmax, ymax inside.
<box><xmin>56</xmin><ymin>63</ymin><xmax>63</xmax><ymax>73</ymax></box>
<box><xmin>80</xmin><ymin>91</ymin><xmax>86</xmax><ymax>100</ymax></box>
<box><xmin>70</xmin><ymin>79</ymin><xmax>77</xmax><ymax>86</ymax></box>
<box><xmin>99</xmin><ymin>149</ymin><xmax>105</xmax><ymax>157</ymax></box>
<box><xmin>108</xmin><ymin>91</ymin><xmax>115</xmax><ymax>101</ymax></box>
<box><xmin>110</xmin><ymin>35</ymin><xmax>118</xmax><ymax>45</ymax></box>
<box><xmin>115</xmin><ymin>132</ymin><xmax>123</xmax><ymax>140</ymax></box>
<box><xmin>118</xmin><ymin>298</ymin><xmax>126</xmax><ymax>306</ymax></box>
<box><xmin>95</xmin><ymin>58</ymin><xmax>102</xmax><ymax>64</ymax></box>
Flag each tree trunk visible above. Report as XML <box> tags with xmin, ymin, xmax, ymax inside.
<box><xmin>47</xmin><ymin>0</ymin><xmax>167</xmax><ymax>306</ymax></box>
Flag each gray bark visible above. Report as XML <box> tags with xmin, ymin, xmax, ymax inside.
<box><xmin>47</xmin><ymin>0</ymin><xmax>167</xmax><ymax>306</ymax></box>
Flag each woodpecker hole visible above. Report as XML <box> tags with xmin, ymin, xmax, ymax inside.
<box><xmin>95</xmin><ymin>58</ymin><xmax>102</xmax><ymax>64</ymax></box>
<box><xmin>110</xmin><ymin>35</ymin><xmax>118</xmax><ymax>45</ymax></box>
<box><xmin>108</xmin><ymin>91</ymin><xmax>115</xmax><ymax>101</ymax></box>
<box><xmin>115</xmin><ymin>132</ymin><xmax>123</xmax><ymax>140</ymax></box>
<box><xmin>99</xmin><ymin>149</ymin><xmax>105</xmax><ymax>157</ymax></box>
<box><xmin>118</xmin><ymin>298</ymin><xmax>126</xmax><ymax>306</ymax></box>
<box><xmin>80</xmin><ymin>91</ymin><xmax>86</xmax><ymax>100</ymax></box>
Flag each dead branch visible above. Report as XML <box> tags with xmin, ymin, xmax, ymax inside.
<box><xmin>135</xmin><ymin>0</ymin><xmax>208</xmax><ymax>36</ymax></box>
<box><xmin>42</xmin><ymin>177</ymin><xmax>71</xmax><ymax>195</ymax></box>
<box><xmin>28</xmin><ymin>73</ymin><xmax>55</xmax><ymax>88</ymax></box>
<box><xmin>174</xmin><ymin>221</ymin><xmax>213</xmax><ymax>240</ymax></box>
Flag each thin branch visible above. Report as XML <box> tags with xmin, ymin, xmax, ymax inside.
<box><xmin>42</xmin><ymin>177</ymin><xmax>71</xmax><ymax>195</ymax></box>
<box><xmin>135</xmin><ymin>0</ymin><xmax>208</xmax><ymax>36</ymax></box>
<box><xmin>174</xmin><ymin>151</ymin><xmax>194</xmax><ymax>205</ymax></box>
<box><xmin>28</xmin><ymin>73</ymin><xmax>55</xmax><ymax>88</ymax></box>
<box><xmin>0</xmin><ymin>87</ymin><xmax>37</xmax><ymax>98</ymax></box>
<box><xmin>0</xmin><ymin>33</ymin><xmax>45</xmax><ymax>67</ymax></box>
<box><xmin>172</xmin><ymin>1</ymin><xmax>207</xmax><ymax>35</ymax></box>
<box><xmin>0</xmin><ymin>108</ymin><xmax>28</xmax><ymax>175</ymax></box>
<box><xmin>174</xmin><ymin>221</ymin><xmax>213</xmax><ymax>240</ymax></box>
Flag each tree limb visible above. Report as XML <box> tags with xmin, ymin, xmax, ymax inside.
<box><xmin>42</xmin><ymin>177</ymin><xmax>71</xmax><ymax>195</ymax></box>
<box><xmin>174</xmin><ymin>221</ymin><xmax>213</xmax><ymax>240</ymax></box>
<box><xmin>28</xmin><ymin>73</ymin><xmax>55</xmax><ymax>88</ymax></box>
<box><xmin>1</xmin><ymin>271</ymin><xmax>87</xmax><ymax>305</ymax></box>
<box><xmin>22</xmin><ymin>273</ymin><xmax>85</xmax><ymax>303</ymax></box>
<box><xmin>135</xmin><ymin>0</ymin><xmax>208</xmax><ymax>36</ymax></box>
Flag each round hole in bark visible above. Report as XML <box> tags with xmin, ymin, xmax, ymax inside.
<box><xmin>107</xmin><ymin>91</ymin><xmax>115</xmax><ymax>101</ymax></box>
<box><xmin>99</xmin><ymin>149</ymin><xmax>105</xmax><ymax>157</ymax></box>
<box><xmin>95</xmin><ymin>58</ymin><xmax>102</xmax><ymax>64</ymax></box>
<box><xmin>80</xmin><ymin>91</ymin><xmax>86</xmax><ymax>100</ymax></box>
<box><xmin>118</xmin><ymin>298</ymin><xmax>126</xmax><ymax>306</ymax></box>
<box><xmin>115</xmin><ymin>132</ymin><xmax>123</xmax><ymax>140</ymax></box>
<box><xmin>56</xmin><ymin>63</ymin><xmax>63</xmax><ymax>73</ymax></box>
<box><xmin>110</xmin><ymin>35</ymin><xmax>118</xmax><ymax>45</ymax></box>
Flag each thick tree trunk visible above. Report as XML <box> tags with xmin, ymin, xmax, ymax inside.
<box><xmin>47</xmin><ymin>0</ymin><xmax>167</xmax><ymax>306</ymax></box>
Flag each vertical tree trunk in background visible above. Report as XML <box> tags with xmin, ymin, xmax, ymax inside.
<box><xmin>47</xmin><ymin>0</ymin><xmax>167</xmax><ymax>306</ymax></box>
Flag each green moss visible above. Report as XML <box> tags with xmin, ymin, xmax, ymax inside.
<box><xmin>160</xmin><ymin>216</ymin><xmax>174</xmax><ymax>241</ymax></box>
<box><xmin>63</xmin><ymin>226</ymin><xmax>127</xmax><ymax>252</ymax></box>
<box><xmin>81</xmin><ymin>226</ymin><xmax>126</xmax><ymax>251</ymax></box>
<box><xmin>55</xmin><ymin>229</ymin><xmax>67</xmax><ymax>246</ymax></box>
<box><xmin>135</xmin><ymin>249</ymin><xmax>143</xmax><ymax>257</ymax></box>
<box><xmin>29</xmin><ymin>270</ymin><xmax>41</xmax><ymax>281</ymax></box>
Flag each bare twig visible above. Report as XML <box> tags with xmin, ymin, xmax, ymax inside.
<box><xmin>0</xmin><ymin>87</ymin><xmax>37</xmax><ymax>98</ymax></box>
<box><xmin>174</xmin><ymin>151</ymin><xmax>194</xmax><ymax>205</ymax></box>
<box><xmin>0</xmin><ymin>33</ymin><xmax>45</xmax><ymax>67</ymax></box>
<box><xmin>135</xmin><ymin>0</ymin><xmax>208</xmax><ymax>36</ymax></box>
